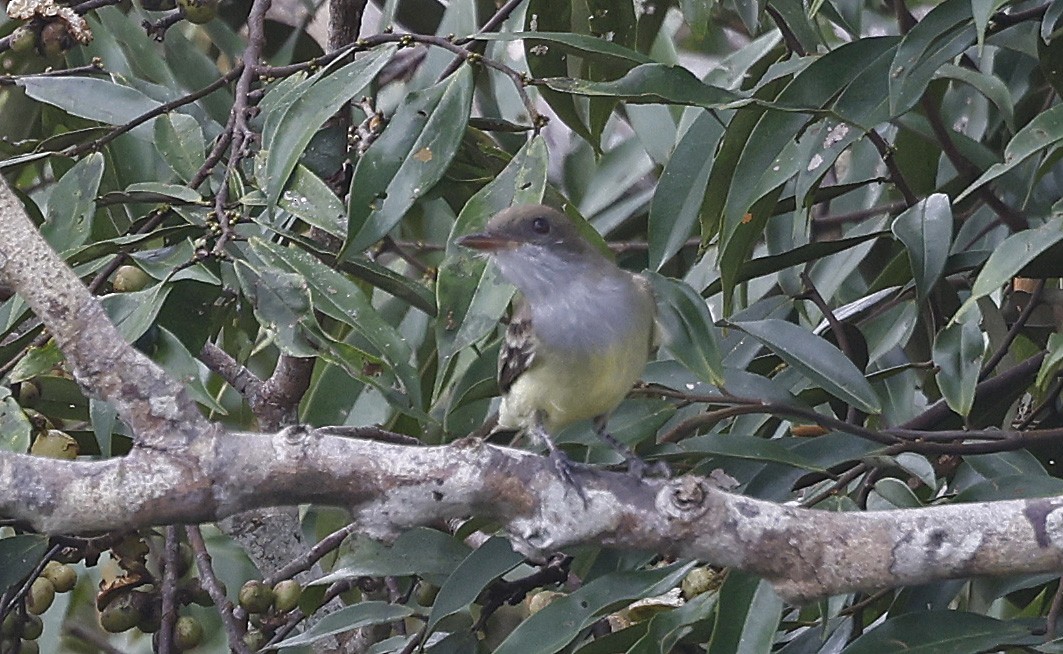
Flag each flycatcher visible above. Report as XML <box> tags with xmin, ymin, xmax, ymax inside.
<box><xmin>457</xmin><ymin>204</ymin><xmax>657</xmax><ymax>489</ymax></box>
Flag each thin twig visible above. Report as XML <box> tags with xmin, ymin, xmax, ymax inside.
<box><xmin>185</xmin><ymin>526</ymin><xmax>253</xmax><ymax>654</ymax></box>
<box><xmin>980</xmin><ymin>280</ymin><xmax>1045</xmax><ymax>381</ymax></box>
<box><xmin>441</xmin><ymin>0</ymin><xmax>527</xmax><ymax>78</ymax></box>
<box><xmin>1048</xmin><ymin>575</ymin><xmax>1063</xmax><ymax>639</ymax></box>
<box><xmin>866</xmin><ymin>129</ymin><xmax>918</xmax><ymax>206</ymax></box>
<box><xmin>158</xmin><ymin>526</ymin><xmax>180</xmax><ymax>654</ymax></box>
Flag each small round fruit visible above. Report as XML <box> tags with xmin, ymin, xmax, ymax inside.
<box><xmin>17</xmin><ymin>380</ymin><xmax>40</xmax><ymax>407</ymax></box>
<box><xmin>173</xmin><ymin>615</ymin><xmax>203</xmax><ymax>650</ymax></box>
<box><xmin>29</xmin><ymin>430</ymin><xmax>78</xmax><ymax>460</ymax></box>
<box><xmin>272</xmin><ymin>580</ymin><xmax>301</xmax><ymax>613</ymax></box>
<box><xmin>26</xmin><ymin>578</ymin><xmax>55</xmax><ymax>615</ymax></box>
<box><xmin>680</xmin><ymin>566</ymin><xmax>719</xmax><ymax>599</ymax></box>
<box><xmin>99</xmin><ymin>594</ymin><xmax>140</xmax><ymax>633</ymax></box>
<box><xmin>19</xmin><ymin>639</ymin><xmax>40</xmax><ymax>654</ymax></box>
<box><xmin>41</xmin><ymin>561</ymin><xmax>77</xmax><ymax>593</ymax></box>
<box><xmin>8</xmin><ymin>26</ymin><xmax>36</xmax><ymax>54</ymax></box>
<box><xmin>20</xmin><ymin>615</ymin><xmax>42</xmax><ymax>640</ymax></box>
<box><xmin>243</xmin><ymin>629</ymin><xmax>267</xmax><ymax>650</ymax></box>
<box><xmin>177</xmin><ymin>0</ymin><xmax>218</xmax><ymax>24</ymax></box>
<box><xmin>38</xmin><ymin>20</ymin><xmax>71</xmax><ymax>57</ymax></box>
<box><xmin>112</xmin><ymin>265</ymin><xmax>152</xmax><ymax>292</ymax></box>
<box><xmin>238</xmin><ymin>580</ymin><xmax>273</xmax><ymax>614</ymax></box>
<box><xmin>416</xmin><ymin>582</ymin><xmax>439</xmax><ymax>606</ymax></box>
<box><xmin>0</xmin><ymin>612</ymin><xmax>18</xmax><ymax>636</ymax></box>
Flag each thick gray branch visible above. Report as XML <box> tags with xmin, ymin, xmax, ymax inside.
<box><xmin>1</xmin><ymin>431</ymin><xmax>1062</xmax><ymax>603</ymax></box>
<box><xmin>0</xmin><ymin>178</ymin><xmax>211</xmax><ymax>448</ymax></box>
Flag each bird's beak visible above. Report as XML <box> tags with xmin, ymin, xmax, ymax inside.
<box><xmin>456</xmin><ymin>232</ymin><xmax>516</xmax><ymax>251</ymax></box>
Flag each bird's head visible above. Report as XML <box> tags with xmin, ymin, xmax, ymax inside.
<box><xmin>456</xmin><ymin>204</ymin><xmax>596</xmax><ymax>260</ymax></box>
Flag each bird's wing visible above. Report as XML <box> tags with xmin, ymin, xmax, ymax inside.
<box><xmin>633</xmin><ymin>272</ymin><xmax>662</xmax><ymax>356</ymax></box>
<box><xmin>498</xmin><ymin>298</ymin><xmax>536</xmax><ymax>393</ymax></box>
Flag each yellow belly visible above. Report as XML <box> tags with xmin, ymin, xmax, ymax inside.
<box><xmin>498</xmin><ymin>341</ymin><xmax>646</xmax><ymax>432</ymax></box>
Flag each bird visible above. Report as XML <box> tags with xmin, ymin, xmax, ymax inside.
<box><xmin>456</xmin><ymin>204</ymin><xmax>658</xmax><ymax>493</ymax></box>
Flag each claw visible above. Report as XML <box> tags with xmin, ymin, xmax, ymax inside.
<box><xmin>593</xmin><ymin>416</ymin><xmax>670</xmax><ymax>480</ymax></box>
<box><xmin>548</xmin><ymin>447</ymin><xmax>589</xmax><ymax>504</ymax></box>
<box><xmin>531</xmin><ymin>414</ymin><xmax>589</xmax><ymax>504</ymax></box>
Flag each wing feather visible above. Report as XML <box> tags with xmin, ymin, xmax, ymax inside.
<box><xmin>498</xmin><ymin>299</ymin><xmax>535</xmax><ymax>393</ymax></box>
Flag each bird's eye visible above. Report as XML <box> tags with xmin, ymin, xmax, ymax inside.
<box><xmin>531</xmin><ymin>217</ymin><xmax>550</xmax><ymax>234</ymax></box>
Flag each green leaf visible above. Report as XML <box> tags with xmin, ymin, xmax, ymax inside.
<box><xmin>541</xmin><ymin>63</ymin><xmax>745</xmax><ymax>108</ymax></box>
<box><xmin>934</xmin><ymin>64</ymin><xmax>1014</xmax><ymax>133</ymax></box>
<box><xmin>276</xmin><ymin>165</ymin><xmax>347</xmax><ymax>239</ymax></box>
<box><xmin>957</xmin><ymin>103</ymin><xmax>1063</xmax><ymax>202</ymax></box>
<box><xmin>154</xmin><ymin>113</ymin><xmax>204</xmax><ymax>183</ymax></box>
<box><xmin>891</xmin><ymin>193</ymin><xmax>952</xmax><ymax>302</ymax></box>
<box><xmin>648</xmin><ymin>111</ymin><xmax>723</xmax><ymax>270</ymax></box>
<box><xmin>263</xmin><ymin>45</ymin><xmax>396</xmax><ymax>211</ymax></box>
<box><xmin>955</xmin><ymin>475</ymin><xmax>1063</xmax><ymax>502</ymax></box>
<box><xmin>971</xmin><ymin>0</ymin><xmax>1008</xmax><ymax>51</ymax></box>
<box><xmin>343</xmin><ymin>67</ymin><xmax>474</xmax><ymax>256</ymax></box>
<box><xmin>703</xmin><ymin>231</ymin><xmax>888</xmax><ymax>297</ymax></box>
<box><xmin>274</xmin><ymin>602</ymin><xmax>415</xmax><ymax>649</ymax></box>
<box><xmin>1042</xmin><ymin>1</ymin><xmax>1063</xmax><ymax>42</ymax></box>
<box><xmin>731</xmin><ymin>319</ymin><xmax>882</xmax><ymax>414</ymax></box>
<box><xmin>152</xmin><ymin>328</ymin><xmax>226</xmax><ymax>414</ymax></box>
<box><xmin>40</xmin><ymin>152</ymin><xmax>104</xmax><ymax>252</ymax></box>
<box><xmin>708</xmin><ymin>572</ymin><xmax>783</xmax><ymax>654</ymax></box>
<box><xmin>494</xmin><ymin>562</ymin><xmax>696</xmax><ymax>654</ymax></box>
<box><xmin>888</xmin><ymin>0</ymin><xmax>975</xmax><ymax>117</ymax></box>
<box><xmin>841</xmin><ymin>611</ymin><xmax>1031</xmax><ymax>654</ymax></box>
<box><xmin>1036</xmin><ymin>332</ymin><xmax>1063</xmax><ymax>392</ymax></box>
<box><xmin>248</xmin><ymin>238</ymin><xmax>421</xmax><ymax>408</ymax></box>
<box><xmin>955</xmin><ymin>219</ymin><xmax>1063</xmax><ymax>319</ymax></box>
<box><xmin>932</xmin><ymin>317</ymin><xmax>984</xmax><ymax>418</ymax></box>
<box><xmin>99</xmin><ymin>285</ymin><xmax>172</xmax><ymax>344</ymax></box>
<box><xmin>326</xmin><ymin>528</ymin><xmax>471</xmax><ymax>580</ymax></box>
<box><xmin>234</xmin><ymin>263</ymin><xmax>316</xmax><ymax>356</ymax></box>
<box><xmin>647</xmin><ymin>273</ymin><xmax>726</xmax><ymax>387</ymax></box>
<box><xmin>7</xmin><ymin>340</ymin><xmax>64</xmax><ymax>384</ymax></box>
<box><xmin>679</xmin><ymin>434</ymin><xmax>826</xmax><ymax>471</ymax></box>
<box><xmin>100</xmin><ymin>182</ymin><xmax>201</xmax><ymax>205</ymax></box>
<box><xmin>427</xmin><ymin>537</ymin><xmax>524</xmax><ymax>631</ymax></box>
<box><xmin>628</xmin><ymin>590</ymin><xmax>718</xmax><ymax>654</ymax></box>
<box><xmin>0</xmin><ymin>388</ymin><xmax>33</xmax><ymax>453</ymax></box>
<box><xmin>0</xmin><ymin>534</ymin><xmax>48</xmax><ymax>591</ymax></box>
<box><xmin>17</xmin><ymin>77</ymin><xmax>161</xmax><ymax>128</ymax></box>
<box><xmin>524</xmin><ymin>0</ymin><xmax>596</xmax><ymax>147</ymax></box>
<box><xmin>475</xmin><ymin>32</ymin><xmax>653</xmax><ymax>65</ymax></box>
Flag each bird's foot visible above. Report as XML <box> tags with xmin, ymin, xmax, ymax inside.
<box><xmin>624</xmin><ymin>455</ymin><xmax>671</xmax><ymax>480</ymax></box>
<box><xmin>548</xmin><ymin>448</ymin><xmax>589</xmax><ymax>505</ymax></box>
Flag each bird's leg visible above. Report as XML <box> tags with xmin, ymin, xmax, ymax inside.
<box><xmin>530</xmin><ymin>413</ymin><xmax>588</xmax><ymax>503</ymax></box>
<box><xmin>592</xmin><ymin>416</ymin><xmax>669</xmax><ymax>479</ymax></box>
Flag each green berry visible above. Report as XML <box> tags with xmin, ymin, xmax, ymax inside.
<box><xmin>112</xmin><ymin>265</ymin><xmax>152</xmax><ymax>292</ymax></box>
<box><xmin>173</xmin><ymin>616</ymin><xmax>203</xmax><ymax>650</ymax></box>
<box><xmin>177</xmin><ymin>0</ymin><xmax>218</xmax><ymax>24</ymax></box>
<box><xmin>41</xmin><ymin>561</ymin><xmax>77</xmax><ymax>593</ymax></box>
<box><xmin>272</xmin><ymin>580</ymin><xmax>301</xmax><ymax>613</ymax></box>
<box><xmin>8</xmin><ymin>26</ymin><xmax>36</xmax><ymax>54</ymax></box>
<box><xmin>99</xmin><ymin>593</ymin><xmax>140</xmax><ymax>633</ymax></box>
<box><xmin>243</xmin><ymin>629</ymin><xmax>267</xmax><ymax>650</ymax></box>
<box><xmin>26</xmin><ymin>578</ymin><xmax>54</xmax><ymax>615</ymax></box>
<box><xmin>238</xmin><ymin>580</ymin><xmax>273</xmax><ymax>614</ymax></box>
<box><xmin>20</xmin><ymin>615</ymin><xmax>42</xmax><ymax>640</ymax></box>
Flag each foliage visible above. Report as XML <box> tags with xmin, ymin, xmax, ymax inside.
<box><xmin>2</xmin><ymin>0</ymin><xmax>1063</xmax><ymax>652</ymax></box>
